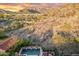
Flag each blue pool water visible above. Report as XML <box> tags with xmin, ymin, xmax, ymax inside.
<box><xmin>21</xmin><ymin>48</ymin><xmax>40</xmax><ymax>56</ymax></box>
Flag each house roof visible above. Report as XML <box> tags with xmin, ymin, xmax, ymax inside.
<box><xmin>0</xmin><ymin>36</ymin><xmax>17</xmax><ymax>51</ymax></box>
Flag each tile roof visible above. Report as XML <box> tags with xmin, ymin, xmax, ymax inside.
<box><xmin>0</xmin><ymin>36</ymin><xmax>17</xmax><ymax>51</ymax></box>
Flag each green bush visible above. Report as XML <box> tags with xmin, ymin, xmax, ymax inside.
<box><xmin>7</xmin><ymin>39</ymin><xmax>32</xmax><ymax>56</ymax></box>
<box><xmin>0</xmin><ymin>52</ymin><xmax>9</xmax><ymax>56</ymax></box>
<box><xmin>0</xmin><ymin>31</ymin><xmax>8</xmax><ymax>39</ymax></box>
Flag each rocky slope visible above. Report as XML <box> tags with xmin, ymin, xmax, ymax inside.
<box><xmin>1</xmin><ymin>4</ymin><xmax>79</xmax><ymax>55</ymax></box>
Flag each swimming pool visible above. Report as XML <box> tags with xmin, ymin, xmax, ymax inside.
<box><xmin>19</xmin><ymin>47</ymin><xmax>43</xmax><ymax>56</ymax></box>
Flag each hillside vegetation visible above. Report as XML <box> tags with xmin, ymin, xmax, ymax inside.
<box><xmin>1</xmin><ymin>4</ymin><xmax>79</xmax><ymax>55</ymax></box>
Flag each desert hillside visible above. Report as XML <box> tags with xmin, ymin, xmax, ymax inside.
<box><xmin>30</xmin><ymin>4</ymin><xmax>79</xmax><ymax>46</ymax></box>
<box><xmin>0</xmin><ymin>4</ymin><xmax>79</xmax><ymax>55</ymax></box>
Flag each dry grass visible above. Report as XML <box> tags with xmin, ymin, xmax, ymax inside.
<box><xmin>30</xmin><ymin>4</ymin><xmax>79</xmax><ymax>46</ymax></box>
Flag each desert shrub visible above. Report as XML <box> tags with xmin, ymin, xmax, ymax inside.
<box><xmin>75</xmin><ymin>37</ymin><xmax>79</xmax><ymax>43</ymax></box>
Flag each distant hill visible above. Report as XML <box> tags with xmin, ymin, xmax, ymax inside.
<box><xmin>18</xmin><ymin>3</ymin><xmax>64</xmax><ymax>14</ymax></box>
<box><xmin>0</xmin><ymin>9</ymin><xmax>16</xmax><ymax>14</ymax></box>
<box><xmin>19</xmin><ymin>8</ymin><xmax>40</xmax><ymax>14</ymax></box>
